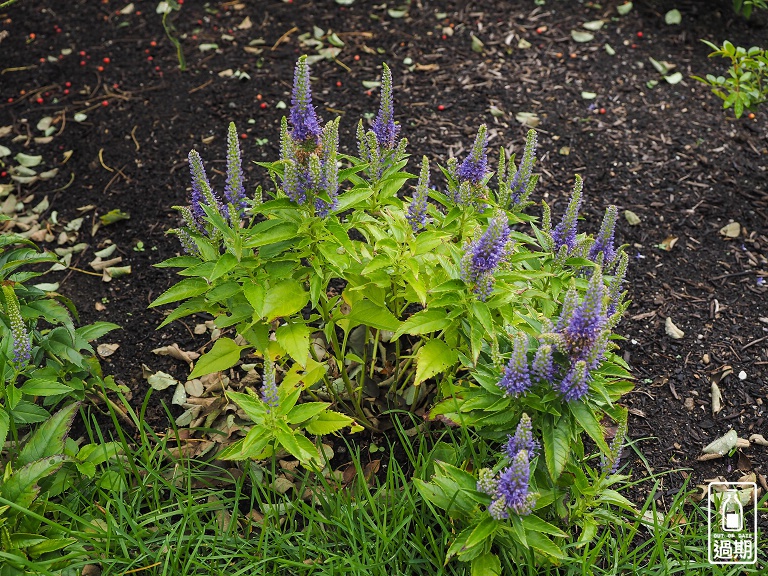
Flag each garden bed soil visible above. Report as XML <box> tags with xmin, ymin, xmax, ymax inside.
<box><xmin>1</xmin><ymin>0</ymin><xmax>767</xmax><ymax>512</ymax></box>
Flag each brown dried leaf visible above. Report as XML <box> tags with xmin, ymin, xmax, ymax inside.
<box><xmin>152</xmin><ymin>343</ymin><xmax>200</xmax><ymax>365</ymax></box>
<box><xmin>97</xmin><ymin>343</ymin><xmax>119</xmax><ymax>358</ymax></box>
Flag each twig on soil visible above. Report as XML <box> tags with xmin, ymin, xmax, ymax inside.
<box><xmin>103</xmin><ymin>164</ymin><xmax>129</xmax><ymax>195</ymax></box>
<box><xmin>188</xmin><ymin>79</ymin><xmax>213</xmax><ymax>94</ymax></box>
<box><xmin>130</xmin><ymin>125</ymin><xmax>140</xmax><ymax>151</ymax></box>
<box><xmin>709</xmin><ymin>270</ymin><xmax>754</xmax><ymax>281</ymax></box>
<box><xmin>98</xmin><ymin>148</ymin><xmax>114</xmax><ymax>172</ymax></box>
<box><xmin>741</xmin><ymin>335</ymin><xmax>768</xmax><ymax>351</ymax></box>
<box><xmin>272</xmin><ymin>26</ymin><xmax>298</xmax><ymax>51</ymax></box>
<box><xmin>67</xmin><ymin>266</ymin><xmax>103</xmax><ymax>277</ymax></box>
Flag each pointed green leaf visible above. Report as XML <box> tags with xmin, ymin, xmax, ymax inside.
<box><xmin>0</xmin><ymin>410</ymin><xmax>9</xmax><ymax>449</ymax></box>
<box><xmin>393</xmin><ymin>308</ymin><xmax>452</xmax><ymax>339</ymax></box>
<box><xmin>525</xmin><ymin>531</ymin><xmax>568</xmax><ymax>560</ymax></box>
<box><xmin>286</xmin><ymin>402</ymin><xmax>331</xmax><ymax>425</ymax></box>
<box><xmin>471</xmin><ymin>553</ymin><xmax>501</xmax><ymax>576</ymax></box>
<box><xmin>209</xmin><ymin>253</ymin><xmax>239</xmax><ymax>281</ymax></box>
<box><xmin>226</xmin><ymin>390</ymin><xmax>268</xmax><ymax>424</ymax></box>
<box><xmin>189</xmin><ymin>337</ymin><xmax>245</xmax><ymax>378</ymax></box>
<box><xmin>570</xmin><ymin>400</ymin><xmax>610</xmax><ymax>454</ymax></box>
<box><xmin>75</xmin><ymin>321</ymin><xmax>121</xmax><ymax>342</ymax></box>
<box><xmin>274</xmin><ymin>429</ymin><xmax>319</xmax><ymax>463</ymax></box>
<box><xmin>17</xmin><ymin>403</ymin><xmax>79</xmax><ymax>467</ymax></box>
<box><xmin>463</xmin><ymin>517</ymin><xmax>498</xmax><ymax>550</ymax></box>
<box><xmin>521</xmin><ymin>514</ymin><xmax>569</xmax><ymax>538</ymax></box>
<box><xmin>262</xmin><ymin>279</ymin><xmax>308</xmax><ymax>321</ymax></box>
<box><xmin>275</xmin><ymin>322</ymin><xmax>311</xmax><ymax>367</ymax></box>
<box><xmin>542</xmin><ymin>413</ymin><xmax>570</xmax><ymax>482</ymax></box>
<box><xmin>0</xmin><ymin>455</ymin><xmax>69</xmax><ymax>508</ymax></box>
<box><xmin>346</xmin><ymin>299</ymin><xmax>401</xmax><ymax>332</ymax></box>
<box><xmin>149</xmin><ymin>277</ymin><xmax>210</xmax><ymax>308</ymax></box>
<box><xmin>414</xmin><ymin>339</ymin><xmax>457</xmax><ymax>386</ymax></box>
<box><xmin>303</xmin><ymin>410</ymin><xmax>353</xmax><ymax>435</ymax></box>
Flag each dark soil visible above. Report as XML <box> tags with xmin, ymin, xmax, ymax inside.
<box><xmin>1</xmin><ymin>0</ymin><xmax>767</xmax><ymax>513</ymax></box>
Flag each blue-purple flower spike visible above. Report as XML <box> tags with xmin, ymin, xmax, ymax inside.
<box><xmin>531</xmin><ymin>343</ymin><xmax>554</xmax><ymax>383</ymax></box>
<box><xmin>371</xmin><ymin>63</ymin><xmax>399</xmax><ymax>149</ymax></box>
<box><xmin>3</xmin><ymin>285</ymin><xmax>31</xmax><ymax>371</ymax></box>
<box><xmin>498</xmin><ymin>333</ymin><xmax>531</xmax><ymax>396</ymax></box>
<box><xmin>559</xmin><ymin>359</ymin><xmax>590</xmax><ymax>402</ymax></box>
<box><xmin>496</xmin><ymin>451</ymin><xmax>536</xmax><ymax>516</ymax></box>
<box><xmin>588</xmin><ymin>205</ymin><xmax>618</xmax><ymax>264</ymax></box>
<box><xmin>261</xmin><ymin>356</ymin><xmax>279</xmax><ymax>411</ymax></box>
<box><xmin>551</xmin><ymin>175</ymin><xmax>584</xmax><ymax>253</ymax></box>
<box><xmin>505</xmin><ymin>414</ymin><xmax>538</xmax><ymax>461</ymax></box>
<box><xmin>224</xmin><ymin>122</ymin><xmax>248</xmax><ymax>213</ymax></box>
<box><xmin>457</xmin><ymin>124</ymin><xmax>489</xmax><ymax>185</ymax></box>
<box><xmin>188</xmin><ymin>149</ymin><xmax>228</xmax><ymax>223</ymax></box>
<box><xmin>460</xmin><ymin>213</ymin><xmax>513</xmax><ymax>300</ymax></box>
<box><xmin>407</xmin><ymin>156</ymin><xmax>430</xmax><ymax>232</ymax></box>
<box><xmin>289</xmin><ymin>55</ymin><xmax>322</xmax><ymax>143</ymax></box>
<box><xmin>562</xmin><ymin>267</ymin><xmax>607</xmax><ymax>360</ymax></box>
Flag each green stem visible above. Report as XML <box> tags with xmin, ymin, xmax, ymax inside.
<box><xmin>0</xmin><ymin>0</ymin><xmax>20</xmax><ymax>9</ymax></box>
<box><xmin>162</xmin><ymin>11</ymin><xmax>186</xmax><ymax>71</ymax></box>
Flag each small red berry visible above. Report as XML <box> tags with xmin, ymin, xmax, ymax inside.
<box><xmin>240</xmin><ymin>133</ymin><xmax>247</xmax><ymax>139</ymax></box>
<box><xmin>65</xmin><ymin>81</ymin><xmax>71</xmax><ymax>87</ymax></box>
<box><xmin>150</xmin><ymin>40</ymin><xmax>157</xmax><ymax>47</ymax></box>
<box><xmin>36</xmin><ymin>97</ymin><xmax>43</xmax><ymax>104</ymax></box>
<box><xmin>748</xmin><ymin>112</ymin><xmax>756</xmax><ymax>119</ymax></box>
<box><xmin>256</xmin><ymin>94</ymin><xmax>262</xmax><ymax>100</ymax></box>
<box><xmin>63</xmin><ymin>89</ymin><xmax>69</xmax><ymax>95</ymax></box>
<box><xmin>113</xmin><ymin>83</ymin><xmax>119</xmax><ymax>89</ymax></box>
<box><xmin>336</xmin><ymin>81</ymin><xmax>342</xmax><ymax>87</ymax></box>
<box><xmin>103</xmin><ymin>57</ymin><xmax>110</xmax><ymax>64</ymax></box>
<box><xmin>354</xmin><ymin>54</ymin><xmax>360</xmax><ymax>61</ymax></box>
<box><xmin>637</xmin><ymin>31</ymin><xmax>643</xmax><ymax>38</ymax></box>
<box><xmin>80</xmin><ymin>60</ymin><xmax>86</xmax><ymax>66</ymax></box>
<box><xmin>437</xmin><ymin>104</ymin><xmax>445</xmax><ymax>111</ymax></box>
<box><xmin>147</xmin><ymin>56</ymin><xmax>153</xmax><ymax>61</ymax></box>
<box><xmin>7</xmin><ymin>97</ymin><xmax>13</xmax><ymax>103</ymax></box>
<box><xmin>599</xmin><ymin>107</ymin><xmax>606</xmax><ymax>114</ymax></box>
<box><xmin>145</xmin><ymin>48</ymin><xmax>150</xmax><ymax>54</ymax></box>
<box><xmin>260</xmin><ymin>102</ymin><xmax>267</xmax><ymax>109</ymax></box>
<box><xmin>39</xmin><ymin>57</ymin><xmax>45</xmax><ymax>63</ymax></box>
<box><xmin>136</xmin><ymin>10</ymin><xmax>141</xmax><ymax>15</ymax></box>
<box><xmin>441</xmin><ymin>34</ymin><xmax>446</xmax><ymax>40</ymax></box>
<box><xmin>97</xmin><ymin>65</ymin><xmax>104</xmax><ymax>72</ymax></box>
<box><xmin>79</xmin><ymin>50</ymin><xmax>86</xmax><ymax>56</ymax></box>
<box><xmin>101</xmin><ymin>100</ymin><xmax>109</xmax><ymax>107</ymax></box>
<box><xmin>0</xmin><ymin>171</ymin><xmax>7</xmax><ymax>177</ymax></box>
<box><xmin>29</xmin><ymin>33</ymin><xmax>35</xmax><ymax>39</ymax></box>
<box><xmin>155</xmin><ymin>66</ymin><xmax>161</xmax><ymax>71</ymax></box>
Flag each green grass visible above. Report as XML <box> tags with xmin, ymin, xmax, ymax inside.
<box><xmin>40</xmin><ymin>393</ymin><xmax>767</xmax><ymax>575</ymax></box>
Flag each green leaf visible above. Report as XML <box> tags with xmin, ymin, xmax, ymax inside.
<box><xmin>616</xmin><ymin>1</ymin><xmax>632</xmax><ymax>15</ymax></box>
<box><xmin>0</xmin><ymin>455</ymin><xmax>69</xmax><ymax>508</ymax></box>
<box><xmin>393</xmin><ymin>308</ymin><xmax>452</xmax><ymax>339</ymax></box>
<box><xmin>10</xmin><ymin>401</ymin><xmax>50</xmax><ymax>424</ymax></box>
<box><xmin>414</xmin><ymin>339</ymin><xmax>457</xmax><ymax>386</ymax></box>
<box><xmin>463</xmin><ymin>517</ymin><xmax>498</xmax><ymax>550</ymax></box>
<box><xmin>0</xmin><ymin>410</ymin><xmax>9</xmax><ymax>448</ymax></box>
<box><xmin>243</xmin><ymin>281</ymin><xmax>265</xmax><ymax>318</ymax></box>
<box><xmin>286</xmin><ymin>402</ymin><xmax>331</xmax><ymax>425</ymax></box>
<box><xmin>244</xmin><ymin>221</ymin><xmax>298</xmax><ymax>248</ymax></box>
<box><xmin>262</xmin><ymin>279</ymin><xmax>308</xmax><ymax>322</ymax></box>
<box><xmin>75</xmin><ymin>321</ymin><xmax>120</xmax><ymax>342</ymax></box>
<box><xmin>14</xmin><ymin>153</ymin><xmax>43</xmax><ymax>167</ymax></box>
<box><xmin>303</xmin><ymin>410</ymin><xmax>353</xmax><ymax>435</ymax></box>
<box><xmin>226</xmin><ymin>390</ymin><xmax>268</xmax><ymax>424</ymax></box>
<box><xmin>570</xmin><ymin>400</ymin><xmax>610</xmax><ymax>454</ymax></box>
<box><xmin>149</xmin><ymin>277</ymin><xmax>210</xmax><ymax>308</ymax></box>
<box><xmin>99</xmin><ymin>209</ymin><xmax>130</xmax><ymax>225</ymax></box>
<box><xmin>275</xmin><ymin>322</ymin><xmax>311</xmax><ymax>368</ymax></box>
<box><xmin>346</xmin><ymin>299</ymin><xmax>401</xmax><ymax>332</ymax></box>
<box><xmin>542</xmin><ymin>413</ymin><xmax>570</xmax><ymax>482</ymax></box>
<box><xmin>19</xmin><ymin>379</ymin><xmax>73</xmax><ymax>396</ymax></box>
<box><xmin>17</xmin><ymin>403</ymin><xmax>78</xmax><ymax>470</ymax></box>
<box><xmin>525</xmin><ymin>531</ymin><xmax>567</xmax><ymax>560</ymax></box>
<box><xmin>274</xmin><ymin>429</ymin><xmax>320</xmax><ymax>463</ymax></box>
<box><xmin>521</xmin><ymin>514</ymin><xmax>568</xmax><ymax>538</ymax></box>
<box><xmin>209</xmin><ymin>252</ymin><xmax>238</xmax><ymax>281</ymax></box>
<box><xmin>471</xmin><ymin>553</ymin><xmax>501</xmax><ymax>576</ymax></box>
<box><xmin>189</xmin><ymin>337</ymin><xmax>245</xmax><ymax>378</ymax></box>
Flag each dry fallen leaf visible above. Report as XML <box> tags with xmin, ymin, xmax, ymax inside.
<box><xmin>665</xmin><ymin>317</ymin><xmax>685</xmax><ymax>339</ymax></box>
<box><xmin>702</xmin><ymin>429</ymin><xmax>738</xmax><ymax>455</ymax></box>
<box><xmin>152</xmin><ymin>343</ymin><xmax>200</xmax><ymax>365</ymax></box>
<box><xmin>749</xmin><ymin>434</ymin><xmax>768</xmax><ymax>446</ymax></box>
<box><xmin>711</xmin><ymin>381</ymin><xmax>722</xmax><ymax>414</ymax></box>
<box><xmin>97</xmin><ymin>343</ymin><xmax>119</xmax><ymax>358</ymax></box>
<box><xmin>658</xmin><ymin>236</ymin><xmax>678</xmax><ymax>251</ymax></box>
<box><xmin>719</xmin><ymin>221</ymin><xmax>741</xmax><ymax>238</ymax></box>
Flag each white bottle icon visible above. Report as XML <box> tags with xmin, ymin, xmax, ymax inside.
<box><xmin>721</xmin><ymin>489</ymin><xmax>743</xmax><ymax>532</ymax></box>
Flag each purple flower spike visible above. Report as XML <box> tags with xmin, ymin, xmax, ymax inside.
<box><xmin>224</xmin><ymin>122</ymin><xmax>248</xmax><ymax>213</ymax></box>
<box><xmin>460</xmin><ymin>213</ymin><xmax>513</xmax><ymax>300</ymax></box>
<box><xmin>261</xmin><ymin>356</ymin><xmax>279</xmax><ymax>411</ymax></box>
<box><xmin>289</xmin><ymin>55</ymin><xmax>322</xmax><ymax>143</ymax></box>
<box><xmin>551</xmin><ymin>175</ymin><xmax>584</xmax><ymax>253</ymax></box>
<box><xmin>3</xmin><ymin>285</ymin><xmax>31</xmax><ymax>371</ymax></box>
<box><xmin>371</xmin><ymin>63</ymin><xmax>399</xmax><ymax>149</ymax></box>
<box><xmin>457</xmin><ymin>124</ymin><xmax>489</xmax><ymax>184</ymax></box>
<box><xmin>559</xmin><ymin>360</ymin><xmax>590</xmax><ymax>402</ymax></box>
<box><xmin>188</xmin><ymin>149</ymin><xmax>228</xmax><ymax>224</ymax></box>
<box><xmin>407</xmin><ymin>156</ymin><xmax>430</xmax><ymax>232</ymax></box>
<box><xmin>496</xmin><ymin>451</ymin><xmax>536</xmax><ymax>516</ymax></box>
<box><xmin>498</xmin><ymin>333</ymin><xmax>531</xmax><ymax>396</ymax></box>
<box><xmin>588</xmin><ymin>205</ymin><xmax>618</xmax><ymax>264</ymax></box>
<box><xmin>531</xmin><ymin>343</ymin><xmax>554</xmax><ymax>383</ymax></box>
<box><xmin>505</xmin><ymin>414</ymin><xmax>538</xmax><ymax>461</ymax></box>
<box><xmin>562</xmin><ymin>268</ymin><xmax>607</xmax><ymax>359</ymax></box>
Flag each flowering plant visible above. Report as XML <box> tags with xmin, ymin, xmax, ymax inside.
<box><xmin>152</xmin><ymin>55</ymin><xmax>636</xmax><ymax>566</ymax></box>
<box><xmin>0</xmin><ymin>218</ymin><xmax>120</xmax><ymax>447</ymax></box>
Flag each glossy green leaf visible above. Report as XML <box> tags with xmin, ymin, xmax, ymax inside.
<box><xmin>286</xmin><ymin>402</ymin><xmax>331</xmax><ymax>425</ymax></box>
<box><xmin>276</xmin><ymin>322</ymin><xmax>311</xmax><ymax>367</ymax></box>
<box><xmin>414</xmin><ymin>339</ymin><xmax>457</xmax><ymax>386</ymax></box>
<box><xmin>262</xmin><ymin>279</ymin><xmax>308</xmax><ymax>321</ymax></box>
<box><xmin>303</xmin><ymin>410</ymin><xmax>353</xmax><ymax>435</ymax></box>
<box><xmin>346</xmin><ymin>299</ymin><xmax>400</xmax><ymax>332</ymax></box>
<box><xmin>471</xmin><ymin>553</ymin><xmax>501</xmax><ymax>576</ymax></box>
<box><xmin>570</xmin><ymin>400</ymin><xmax>610</xmax><ymax>454</ymax></box>
<box><xmin>393</xmin><ymin>308</ymin><xmax>452</xmax><ymax>338</ymax></box>
<box><xmin>543</xmin><ymin>413</ymin><xmax>570</xmax><ymax>482</ymax></box>
<box><xmin>149</xmin><ymin>277</ymin><xmax>210</xmax><ymax>308</ymax></box>
<box><xmin>189</xmin><ymin>337</ymin><xmax>245</xmax><ymax>378</ymax></box>
<box><xmin>75</xmin><ymin>321</ymin><xmax>120</xmax><ymax>342</ymax></box>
